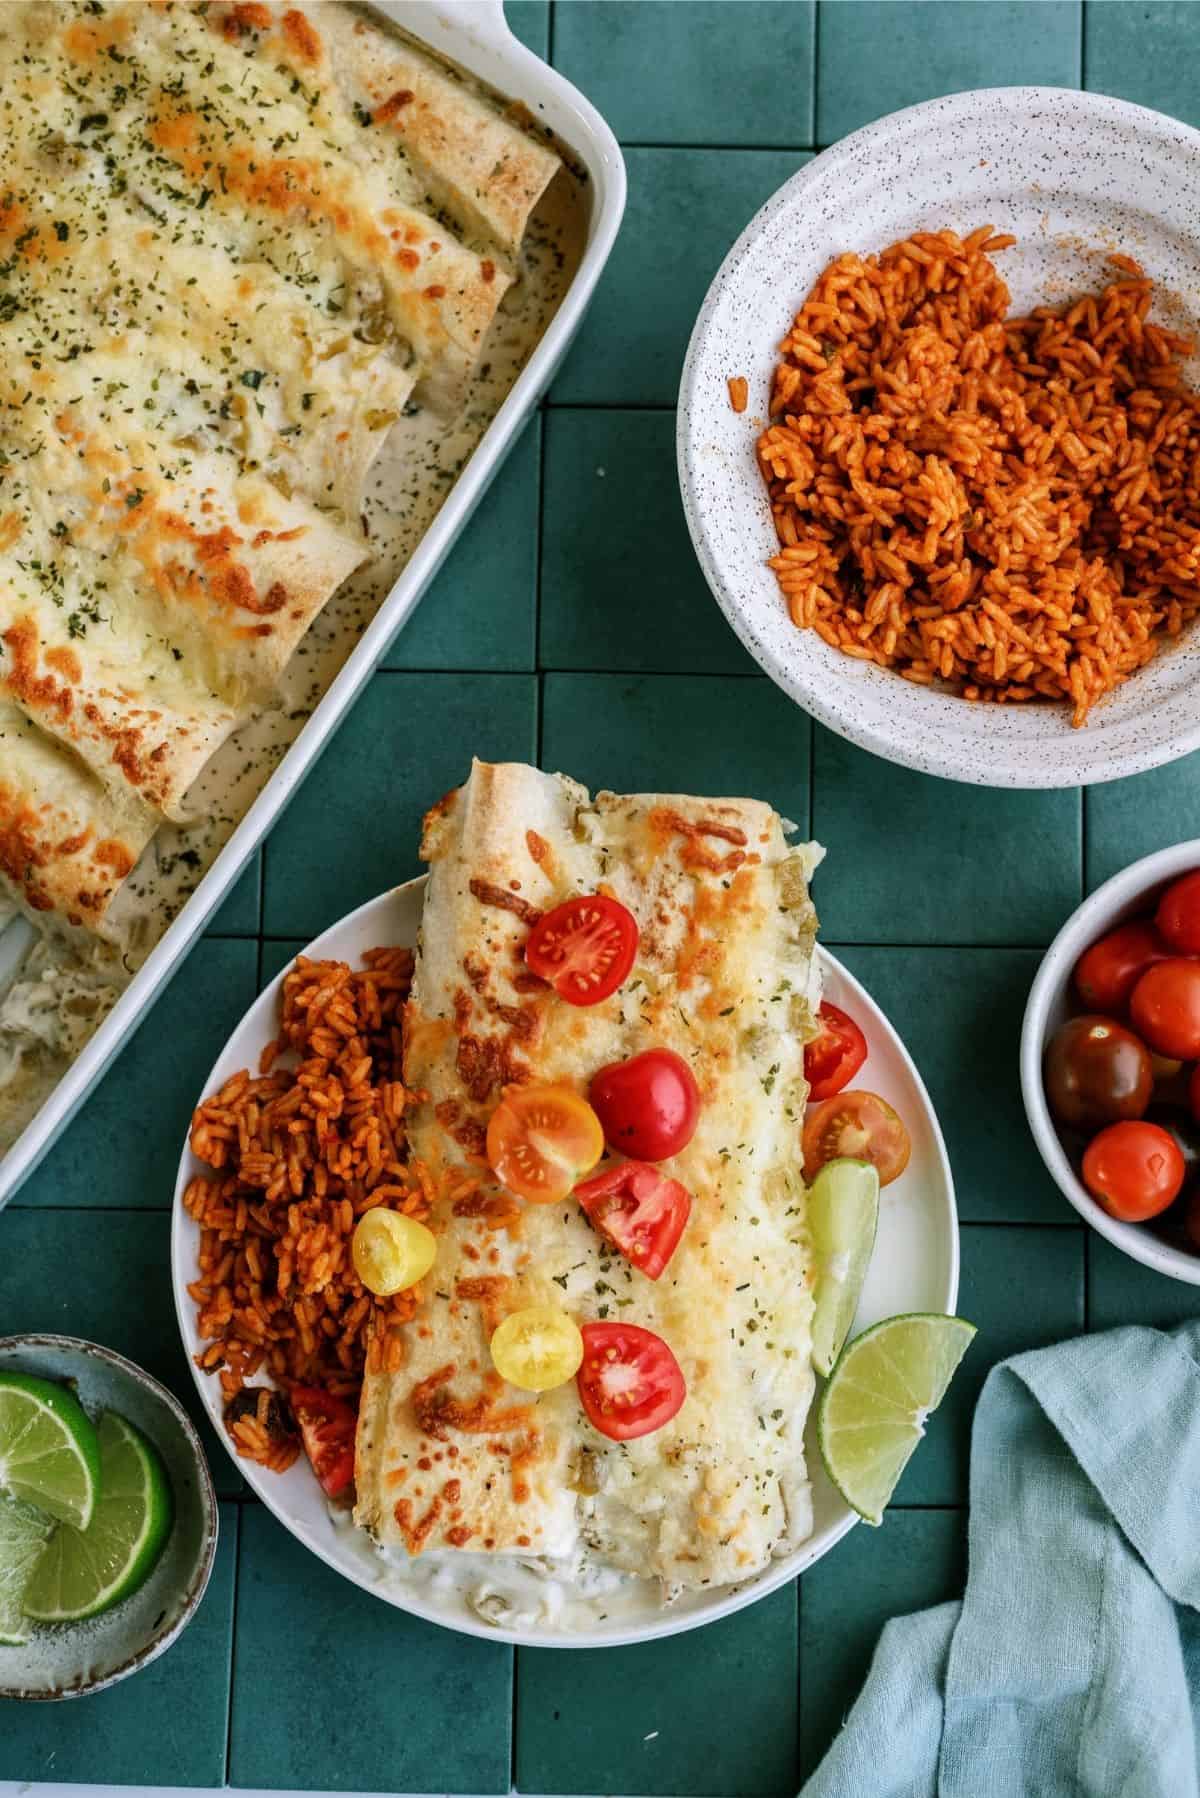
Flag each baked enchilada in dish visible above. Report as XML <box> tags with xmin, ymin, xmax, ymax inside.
<box><xmin>186</xmin><ymin>760</ymin><xmax>828</xmax><ymax>1617</ymax></box>
<box><xmin>0</xmin><ymin>2</ymin><xmax>582</xmax><ymax>1153</ymax></box>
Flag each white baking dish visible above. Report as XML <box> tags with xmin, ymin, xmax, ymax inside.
<box><xmin>0</xmin><ymin>0</ymin><xmax>625</xmax><ymax>1210</ymax></box>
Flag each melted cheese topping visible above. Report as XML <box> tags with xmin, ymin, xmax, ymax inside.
<box><xmin>356</xmin><ymin>762</ymin><xmax>822</xmax><ymax>1594</ymax></box>
<box><xmin>0</xmin><ymin>1</ymin><xmax>560</xmax><ymax>921</ymax></box>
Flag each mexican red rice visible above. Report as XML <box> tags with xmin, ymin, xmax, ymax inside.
<box><xmin>757</xmin><ymin>228</ymin><xmax>1200</xmax><ymax>724</ymax></box>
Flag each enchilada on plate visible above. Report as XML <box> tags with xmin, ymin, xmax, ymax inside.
<box><xmin>354</xmin><ymin>761</ymin><xmax>823</xmax><ymax>1593</ymax></box>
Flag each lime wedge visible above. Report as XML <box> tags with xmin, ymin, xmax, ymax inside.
<box><xmin>809</xmin><ymin>1158</ymin><xmax>880</xmax><ymax>1378</ymax></box>
<box><xmin>23</xmin><ymin>1413</ymin><xmax>173</xmax><ymax>1623</ymax></box>
<box><xmin>0</xmin><ymin>1372</ymin><xmax>101</xmax><ymax>1530</ymax></box>
<box><xmin>817</xmin><ymin>1313</ymin><xmax>976</xmax><ymax>1525</ymax></box>
<box><xmin>0</xmin><ymin>1494</ymin><xmax>55</xmax><ymax>1645</ymax></box>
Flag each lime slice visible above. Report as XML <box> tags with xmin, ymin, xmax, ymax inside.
<box><xmin>809</xmin><ymin>1158</ymin><xmax>880</xmax><ymax>1378</ymax></box>
<box><xmin>22</xmin><ymin>1413</ymin><xmax>173</xmax><ymax>1623</ymax></box>
<box><xmin>0</xmin><ymin>1494</ymin><xmax>55</xmax><ymax>1645</ymax></box>
<box><xmin>817</xmin><ymin>1313</ymin><xmax>976</xmax><ymax>1525</ymax></box>
<box><xmin>0</xmin><ymin>1372</ymin><xmax>101</xmax><ymax>1531</ymax></box>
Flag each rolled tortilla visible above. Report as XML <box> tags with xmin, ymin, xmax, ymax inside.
<box><xmin>355</xmin><ymin>761</ymin><xmax>822</xmax><ymax>1591</ymax></box>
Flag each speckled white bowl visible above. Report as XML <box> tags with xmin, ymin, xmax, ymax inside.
<box><xmin>1021</xmin><ymin>841</ymin><xmax>1200</xmax><ymax>1283</ymax></box>
<box><xmin>679</xmin><ymin>87</ymin><xmax>1200</xmax><ymax>789</ymax></box>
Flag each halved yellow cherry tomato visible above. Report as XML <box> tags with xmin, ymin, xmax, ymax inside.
<box><xmin>486</xmin><ymin>1085</ymin><xmax>604</xmax><ymax>1204</ymax></box>
<box><xmin>352</xmin><ymin>1210</ymin><xmax>437</xmax><ymax>1296</ymax></box>
<box><xmin>491</xmin><ymin>1305</ymin><xmax>584</xmax><ymax>1391</ymax></box>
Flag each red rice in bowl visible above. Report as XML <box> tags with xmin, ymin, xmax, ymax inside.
<box><xmin>183</xmin><ymin>948</ymin><xmax>428</xmax><ymax>1474</ymax></box>
<box><xmin>757</xmin><ymin>229</ymin><xmax>1200</xmax><ymax>725</ymax></box>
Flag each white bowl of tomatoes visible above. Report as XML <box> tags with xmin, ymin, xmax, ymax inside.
<box><xmin>1022</xmin><ymin>842</ymin><xmax>1200</xmax><ymax>1283</ymax></box>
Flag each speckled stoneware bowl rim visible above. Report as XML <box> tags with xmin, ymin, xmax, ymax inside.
<box><xmin>0</xmin><ymin>1334</ymin><xmax>218</xmax><ymax>1700</ymax></box>
<box><xmin>1021</xmin><ymin>841</ymin><xmax>1200</xmax><ymax>1284</ymax></box>
<box><xmin>678</xmin><ymin>86</ymin><xmax>1200</xmax><ymax>790</ymax></box>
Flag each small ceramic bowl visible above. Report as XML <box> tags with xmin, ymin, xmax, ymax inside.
<box><xmin>1021</xmin><ymin>841</ymin><xmax>1200</xmax><ymax>1284</ymax></box>
<box><xmin>678</xmin><ymin>87</ymin><xmax>1200</xmax><ymax>788</ymax></box>
<box><xmin>0</xmin><ymin>1335</ymin><xmax>218</xmax><ymax>1699</ymax></box>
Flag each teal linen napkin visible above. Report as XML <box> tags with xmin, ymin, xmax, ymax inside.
<box><xmin>804</xmin><ymin>1323</ymin><xmax>1200</xmax><ymax>1797</ymax></box>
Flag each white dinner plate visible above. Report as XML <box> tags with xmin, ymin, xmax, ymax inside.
<box><xmin>678</xmin><ymin>87</ymin><xmax>1200</xmax><ymax>789</ymax></box>
<box><xmin>171</xmin><ymin>879</ymin><xmax>958</xmax><ymax>1647</ymax></box>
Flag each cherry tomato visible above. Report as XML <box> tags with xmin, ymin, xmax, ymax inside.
<box><xmin>802</xmin><ymin>1090</ymin><xmax>911</xmax><ymax>1187</ymax></box>
<box><xmin>589</xmin><ymin>1048</ymin><xmax>700</xmax><ymax>1160</ymax></box>
<box><xmin>1043</xmin><ymin>1015</ymin><xmax>1152</xmax><ymax>1131</ymax></box>
<box><xmin>289</xmin><ymin>1386</ymin><xmax>357</xmax><ymax>1498</ymax></box>
<box><xmin>1157</xmin><ymin>870</ymin><xmax>1200</xmax><ymax>954</ymax></box>
<box><xmin>804</xmin><ymin>1002</ymin><xmax>868</xmax><ymax>1102</ymax></box>
<box><xmin>352</xmin><ymin>1211</ymin><xmax>437</xmax><ymax>1295</ymax></box>
<box><xmin>524</xmin><ymin>895</ymin><xmax>638</xmax><ymax>1005</ymax></box>
<box><xmin>1130</xmin><ymin>960</ymin><xmax>1200</xmax><ymax>1059</ymax></box>
<box><xmin>1081</xmin><ymin>1120</ymin><xmax>1185</xmax><ymax>1222</ymax></box>
<box><xmin>490</xmin><ymin>1306</ymin><xmax>583</xmax><ymax>1392</ymax></box>
<box><xmin>576</xmin><ymin>1322</ymin><xmax>686</xmax><ymax>1441</ymax></box>
<box><xmin>1074</xmin><ymin>919</ymin><xmax>1168</xmax><ymax>1013</ymax></box>
<box><xmin>487</xmin><ymin>1085</ymin><xmax>604</xmax><ymax>1204</ymax></box>
<box><xmin>575</xmin><ymin>1161</ymin><xmax>692</xmax><ymax>1279</ymax></box>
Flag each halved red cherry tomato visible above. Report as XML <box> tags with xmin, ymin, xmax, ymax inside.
<box><xmin>1074</xmin><ymin>919</ymin><xmax>1169</xmax><ymax>1012</ymax></box>
<box><xmin>803</xmin><ymin>1090</ymin><xmax>911</xmax><ymax>1187</ymax></box>
<box><xmin>804</xmin><ymin>1002</ymin><xmax>868</xmax><ymax>1102</ymax></box>
<box><xmin>525</xmin><ymin>895</ymin><xmax>638</xmax><ymax>1005</ymax></box>
<box><xmin>1157</xmin><ymin>870</ymin><xmax>1200</xmax><ymax>954</ymax></box>
<box><xmin>289</xmin><ymin>1386</ymin><xmax>357</xmax><ymax>1498</ymax></box>
<box><xmin>589</xmin><ymin>1048</ymin><xmax>700</xmax><ymax>1160</ymax></box>
<box><xmin>487</xmin><ymin>1084</ymin><xmax>604</xmax><ymax>1204</ymax></box>
<box><xmin>576</xmin><ymin>1322</ymin><xmax>686</xmax><ymax>1441</ymax></box>
<box><xmin>1081</xmin><ymin>1120</ymin><xmax>1185</xmax><ymax>1222</ymax></box>
<box><xmin>1130</xmin><ymin>959</ymin><xmax>1200</xmax><ymax>1059</ymax></box>
<box><xmin>575</xmin><ymin>1161</ymin><xmax>692</xmax><ymax>1279</ymax></box>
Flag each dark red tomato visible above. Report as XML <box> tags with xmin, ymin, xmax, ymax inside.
<box><xmin>290</xmin><ymin>1386</ymin><xmax>357</xmax><ymax>1497</ymax></box>
<box><xmin>1130</xmin><ymin>960</ymin><xmax>1200</xmax><ymax>1059</ymax></box>
<box><xmin>802</xmin><ymin>1090</ymin><xmax>911</xmax><ymax>1187</ymax></box>
<box><xmin>589</xmin><ymin>1048</ymin><xmax>700</xmax><ymax>1160</ymax></box>
<box><xmin>1043</xmin><ymin>1015</ymin><xmax>1152</xmax><ymax>1131</ymax></box>
<box><xmin>1157</xmin><ymin>870</ymin><xmax>1200</xmax><ymax>954</ymax></box>
<box><xmin>1074</xmin><ymin>920</ymin><xmax>1169</xmax><ymax>1013</ymax></box>
<box><xmin>576</xmin><ymin>1322</ymin><xmax>686</xmax><ymax>1441</ymax></box>
<box><xmin>1081</xmin><ymin>1120</ymin><xmax>1185</xmax><ymax>1222</ymax></box>
<box><xmin>524</xmin><ymin>895</ymin><xmax>638</xmax><ymax>1005</ymax></box>
<box><xmin>575</xmin><ymin>1161</ymin><xmax>692</xmax><ymax>1279</ymax></box>
<box><xmin>804</xmin><ymin>1003</ymin><xmax>868</xmax><ymax>1102</ymax></box>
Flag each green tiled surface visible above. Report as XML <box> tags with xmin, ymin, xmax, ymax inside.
<box><xmin>262</xmin><ymin>672</ymin><xmax>538</xmax><ymax>937</ymax></box>
<box><xmin>0</xmin><ymin>1209</ymin><xmax>241</xmax><ymax>1497</ymax></box>
<box><xmin>1085</xmin><ymin>748</ymin><xmax>1200</xmax><ymax>892</ymax></box>
<box><xmin>811</xmin><ymin>725</ymin><xmax>1082</xmax><ymax>946</ymax></box>
<box><xmin>380</xmin><ymin>418</ymin><xmax>540</xmax><ymax>673</ymax></box>
<box><xmin>516</xmin><ymin>1585</ymin><xmax>798</xmax><ymax>1797</ymax></box>
<box><xmin>552</xmin><ymin>3</ymin><xmax>815</xmax><ymax>147</ymax></box>
<box><xmin>230</xmin><ymin>1508</ymin><xmax>512</xmax><ymax>1793</ymax></box>
<box><xmin>540</xmin><ymin>409</ymin><xmax>756</xmax><ymax>670</ymax></box>
<box><xmin>816</xmin><ymin>2</ymin><xmax>1082</xmax><ymax>143</ymax></box>
<box><xmin>1084</xmin><ymin>0</ymin><xmax>1200</xmax><ymax>127</ymax></box>
<box><xmin>0</xmin><ymin>1503</ymin><xmax>237</xmax><ymax>1785</ymax></box>
<box><xmin>6</xmin><ymin>3</ymin><xmax>1200</xmax><ymax>1792</ymax></box>
<box><xmin>551</xmin><ymin>148</ymin><xmax>807</xmax><ymax>406</ymax></box>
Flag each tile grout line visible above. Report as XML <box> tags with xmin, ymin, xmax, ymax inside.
<box><xmin>223</xmin><ymin>1502</ymin><xmax>242</xmax><ymax>1786</ymax></box>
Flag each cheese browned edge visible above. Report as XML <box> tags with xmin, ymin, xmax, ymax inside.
<box><xmin>355</xmin><ymin>761</ymin><xmax>822</xmax><ymax>1592</ymax></box>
